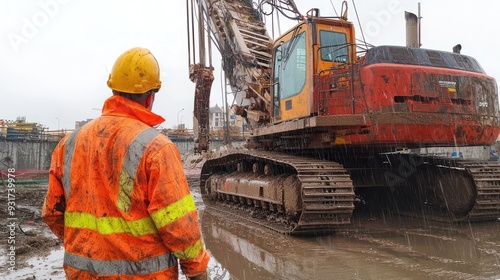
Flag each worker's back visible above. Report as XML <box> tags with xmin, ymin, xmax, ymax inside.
<box><xmin>43</xmin><ymin>95</ymin><xmax>210</xmax><ymax>279</ymax></box>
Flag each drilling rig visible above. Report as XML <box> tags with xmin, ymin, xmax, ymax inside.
<box><xmin>187</xmin><ymin>0</ymin><xmax>500</xmax><ymax>234</ymax></box>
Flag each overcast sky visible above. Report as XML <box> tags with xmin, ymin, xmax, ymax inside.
<box><xmin>1</xmin><ymin>0</ymin><xmax>499</xmax><ymax>130</ymax></box>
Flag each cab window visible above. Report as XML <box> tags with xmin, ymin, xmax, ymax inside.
<box><xmin>274</xmin><ymin>31</ymin><xmax>307</xmax><ymax>101</ymax></box>
<box><xmin>320</xmin><ymin>30</ymin><xmax>348</xmax><ymax>63</ymax></box>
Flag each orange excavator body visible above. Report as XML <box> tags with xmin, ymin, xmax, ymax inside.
<box><xmin>249</xmin><ymin>17</ymin><xmax>499</xmax><ymax>150</ymax></box>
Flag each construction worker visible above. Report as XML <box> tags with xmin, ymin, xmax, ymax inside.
<box><xmin>42</xmin><ymin>47</ymin><xmax>210</xmax><ymax>279</ymax></box>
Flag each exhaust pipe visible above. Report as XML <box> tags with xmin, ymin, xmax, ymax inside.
<box><xmin>405</xmin><ymin>2</ymin><xmax>421</xmax><ymax>48</ymax></box>
<box><xmin>405</xmin><ymin>11</ymin><xmax>418</xmax><ymax>48</ymax></box>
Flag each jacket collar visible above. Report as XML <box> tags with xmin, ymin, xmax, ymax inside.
<box><xmin>101</xmin><ymin>95</ymin><xmax>165</xmax><ymax>127</ymax></box>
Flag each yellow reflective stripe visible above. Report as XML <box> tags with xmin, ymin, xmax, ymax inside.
<box><xmin>151</xmin><ymin>194</ymin><xmax>196</xmax><ymax>229</ymax></box>
<box><xmin>65</xmin><ymin>212</ymin><xmax>157</xmax><ymax>236</ymax></box>
<box><xmin>173</xmin><ymin>239</ymin><xmax>204</xmax><ymax>260</ymax></box>
<box><xmin>117</xmin><ymin>169</ymin><xmax>134</xmax><ymax>212</ymax></box>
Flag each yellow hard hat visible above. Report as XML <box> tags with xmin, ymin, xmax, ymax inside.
<box><xmin>107</xmin><ymin>47</ymin><xmax>161</xmax><ymax>94</ymax></box>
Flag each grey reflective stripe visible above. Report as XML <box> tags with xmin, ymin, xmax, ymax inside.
<box><xmin>117</xmin><ymin>128</ymin><xmax>160</xmax><ymax>212</ymax></box>
<box><xmin>64</xmin><ymin>252</ymin><xmax>177</xmax><ymax>275</ymax></box>
<box><xmin>62</xmin><ymin>128</ymin><xmax>81</xmax><ymax>199</ymax></box>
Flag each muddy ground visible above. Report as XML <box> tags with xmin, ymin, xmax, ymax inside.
<box><xmin>0</xmin><ymin>184</ymin><xmax>60</xmax><ymax>268</ymax></box>
<box><xmin>1</xmin><ymin>166</ymin><xmax>500</xmax><ymax>279</ymax></box>
<box><xmin>0</xmin><ymin>171</ymin><xmax>62</xmax><ymax>279</ymax></box>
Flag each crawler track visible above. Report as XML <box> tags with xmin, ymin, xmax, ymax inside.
<box><xmin>200</xmin><ymin>150</ymin><xmax>355</xmax><ymax>234</ymax></box>
<box><xmin>439</xmin><ymin>158</ymin><xmax>500</xmax><ymax>221</ymax></box>
<box><xmin>200</xmin><ymin>151</ymin><xmax>500</xmax><ymax>233</ymax></box>
<box><xmin>394</xmin><ymin>155</ymin><xmax>500</xmax><ymax>222</ymax></box>
<box><xmin>461</xmin><ymin>161</ymin><xmax>500</xmax><ymax>220</ymax></box>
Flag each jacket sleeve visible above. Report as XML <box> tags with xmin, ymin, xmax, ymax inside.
<box><xmin>42</xmin><ymin>139</ymin><xmax>67</xmax><ymax>240</ymax></box>
<box><xmin>147</xmin><ymin>142</ymin><xmax>210</xmax><ymax>277</ymax></box>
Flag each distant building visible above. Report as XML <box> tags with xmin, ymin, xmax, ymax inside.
<box><xmin>209</xmin><ymin>104</ymin><xmax>224</xmax><ymax>129</ymax></box>
<box><xmin>209</xmin><ymin>104</ymin><xmax>244</xmax><ymax>128</ymax></box>
<box><xmin>0</xmin><ymin>117</ymin><xmax>47</xmax><ymax>141</ymax></box>
<box><xmin>75</xmin><ymin>119</ymin><xmax>93</xmax><ymax>129</ymax></box>
<box><xmin>209</xmin><ymin>104</ymin><xmax>246</xmax><ymax>141</ymax></box>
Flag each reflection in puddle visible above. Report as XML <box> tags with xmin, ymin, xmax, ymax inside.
<box><xmin>202</xmin><ymin>208</ymin><xmax>500</xmax><ymax>279</ymax></box>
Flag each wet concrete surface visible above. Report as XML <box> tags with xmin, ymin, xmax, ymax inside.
<box><xmin>2</xmin><ymin>171</ymin><xmax>500</xmax><ymax>279</ymax></box>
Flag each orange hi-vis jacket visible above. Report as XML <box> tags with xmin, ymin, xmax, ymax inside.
<box><xmin>42</xmin><ymin>95</ymin><xmax>210</xmax><ymax>279</ymax></box>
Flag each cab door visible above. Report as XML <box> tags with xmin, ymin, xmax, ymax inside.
<box><xmin>314</xmin><ymin>20</ymin><xmax>357</xmax><ymax>116</ymax></box>
<box><xmin>272</xmin><ymin>24</ymin><xmax>310</xmax><ymax>123</ymax></box>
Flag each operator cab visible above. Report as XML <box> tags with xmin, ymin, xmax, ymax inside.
<box><xmin>271</xmin><ymin>16</ymin><xmax>356</xmax><ymax>123</ymax></box>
